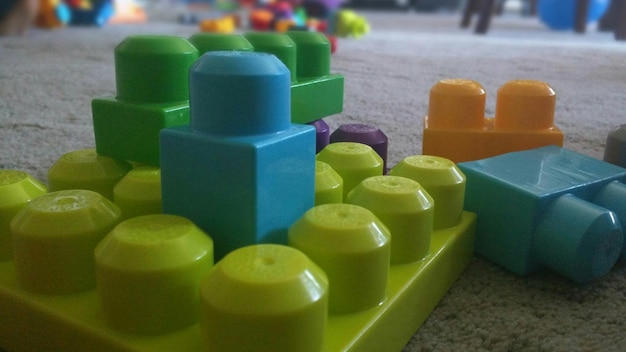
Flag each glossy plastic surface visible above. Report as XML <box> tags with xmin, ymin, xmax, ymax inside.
<box><xmin>603</xmin><ymin>124</ymin><xmax>626</xmax><ymax>168</ymax></box>
<box><xmin>423</xmin><ymin>79</ymin><xmax>564</xmax><ymax>163</ymax></box>
<box><xmin>316</xmin><ymin>142</ymin><xmax>384</xmax><ymax>200</ymax></box>
<box><xmin>161</xmin><ymin>52</ymin><xmax>316</xmax><ymax>260</ymax></box>
<box><xmin>92</xmin><ymin>35</ymin><xmax>199</xmax><ymax>166</ymax></box>
<box><xmin>112</xmin><ymin>166</ymin><xmax>162</xmax><ymax>220</ymax></box>
<box><xmin>0</xmin><ymin>170</ymin><xmax>47</xmax><ymax>260</ymax></box>
<box><xmin>330</xmin><ymin>123</ymin><xmax>389</xmax><ymax>172</ymax></box>
<box><xmin>192</xmin><ymin>31</ymin><xmax>344</xmax><ymax>124</ymax></box>
<box><xmin>314</xmin><ymin>160</ymin><xmax>343</xmax><ymax>205</ymax></box>
<box><xmin>0</xmin><ymin>209</ymin><xmax>475</xmax><ymax>352</ymax></box>
<box><xmin>47</xmin><ymin>148</ymin><xmax>132</xmax><ymax>201</ymax></box>
<box><xmin>459</xmin><ymin>146</ymin><xmax>626</xmax><ymax>283</ymax></box>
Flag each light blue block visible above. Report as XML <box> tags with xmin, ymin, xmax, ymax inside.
<box><xmin>160</xmin><ymin>51</ymin><xmax>316</xmax><ymax>259</ymax></box>
<box><xmin>459</xmin><ymin>146</ymin><xmax>626</xmax><ymax>283</ymax></box>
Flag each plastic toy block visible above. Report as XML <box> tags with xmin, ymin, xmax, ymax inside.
<box><xmin>316</xmin><ymin>142</ymin><xmax>384</xmax><ymax>200</ymax></box>
<box><xmin>346</xmin><ymin>176</ymin><xmax>434</xmax><ymax>265</ymax></box>
<box><xmin>330</xmin><ymin>123</ymin><xmax>389</xmax><ymax>172</ymax></box>
<box><xmin>0</xmin><ymin>205</ymin><xmax>476</xmax><ymax>352</ymax></box>
<box><xmin>458</xmin><ymin>146</ymin><xmax>626</xmax><ymax>283</ymax></box>
<box><xmin>389</xmin><ymin>155</ymin><xmax>466</xmax><ymax>230</ymax></box>
<box><xmin>604</xmin><ymin>124</ymin><xmax>626</xmax><ymax>168</ymax></box>
<box><xmin>290</xmin><ymin>204</ymin><xmax>391</xmax><ymax>314</ymax></box>
<box><xmin>309</xmin><ymin>119</ymin><xmax>330</xmax><ymax>153</ymax></box>
<box><xmin>112</xmin><ymin>165</ymin><xmax>162</xmax><ymax>221</ymax></box>
<box><xmin>0</xmin><ymin>170</ymin><xmax>47</xmax><ymax>260</ymax></box>
<box><xmin>187</xmin><ymin>31</ymin><xmax>344</xmax><ymax>124</ymax></box>
<box><xmin>47</xmin><ymin>148</ymin><xmax>132</xmax><ymax>201</ymax></box>
<box><xmin>92</xmin><ymin>35</ymin><xmax>199</xmax><ymax>166</ymax></box>
<box><xmin>422</xmin><ymin>79</ymin><xmax>564</xmax><ymax>163</ymax></box>
<box><xmin>95</xmin><ymin>214</ymin><xmax>214</xmax><ymax>335</ymax></box>
<box><xmin>314</xmin><ymin>160</ymin><xmax>343</xmax><ymax>205</ymax></box>
<box><xmin>160</xmin><ymin>51</ymin><xmax>316</xmax><ymax>260</ymax></box>
<box><xmin>200</xmin><ymin>244</ymin><xmax>328</xmax><ymax>352</ymax></box>
<box><xmin>187</xmin><ymin>33</ymin><xmax>254</xmax><ymax>54</ymax></box>
<box><xmin>9</xmin><ymin>190</ymin><xmax>121</xmax><ymax>294</ymax></box>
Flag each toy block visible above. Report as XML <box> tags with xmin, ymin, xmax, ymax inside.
<box><xmin>309</xmin><ymin>118</ymin><xmax>330</xmax><ymax>153</ymax></box>
<box><xmin>0</xmin><ymin>170</ymin><xmax>47</xmax><ymax>260</ymax></box>
<box><xmin>389</xmin><ymin>155</ymin><xmax>466</xmax><ymax>230</ymax></box>
<box><xmin>346</xmin><ymin>176</ymin><xmax>434</xmax><ymax>265</ymax></box>
<box><xmin>316</xmin><ymin>142</ymin><xmax>384</xmax><ymax>200</ymax></box>
<box><xmin>112</xmin><ymin>165</ymin><xmax>162</xmax><ymax>221</ymax></box>
<box><xmin>95</xmin><ymin>214</ymin><xmax>214</xmax><ymax>335</ymax></box>
<box><xmin>0</xmin><ymin>194</ymin><xmax>475</xmax><ymax>352</ymax></box>
<box><xmin>200</xmin><ymin>244</ymin><xmax>328</xmax><ymax>352</ymax></box>
<box><xmin>186</xmin><ymin>31</ymin><xmax>344</xmax><ymax>124</ymax></box>
<box><xmin>458</xmin><ymin>146</ymin><xmax>626</xmax><ymax>283</ymax></box>
<box><xmin>92</xmin><ymin>35</ymin><xmax>199</xmax><ymax>166</ymax></box>
<box><xmin>314</xmin><ymin>160</ymin><xmax>343</xmax><ymax>205</ymax></box>
<box><xmin>10</xmin><ymin>189</ymin><xmax>121</xmax><ymax>294</ymax></box>
<box><xmin>422</xmin><ymin>79</ymin><xmax>564</xmax><ymax>163</ymax></box>
<box><xmin>187</xmin><ymin>33</ymin><xmax>254</xmax><ymax>54</ymax></box>
<box><xmin>604</xmin><ymin>124</ymin><xmax>626</xmax><ymax>168</ymax></box>
<box><xmin>330</xmin><ymin>123</ymin><xmax>389</xmax><ymax>172</ymax></box>
<box><xmin>47</xmin><ymin>148</ymin><xmax>132</xmax><ymax>201</ymax></box>
<box><xmin>289</xmin><ymin>203</ymin><xmax>391</xmax><ymax>314</ymax></box>
<box><xmin>160</xmin><ymin>51</ymin><xmax>316</xmax><ymax>260</ymax></box>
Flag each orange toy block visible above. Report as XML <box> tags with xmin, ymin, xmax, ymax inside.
<box><xmin>422</xmin><ymin>79</ymin><xmax>564</xmax><ymax>163</ymax></box>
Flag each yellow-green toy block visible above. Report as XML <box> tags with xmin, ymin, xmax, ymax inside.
<box><xmin>0</xmin><ymin>210</ymin><xmax>474</xmax><ymax>352</ymax></box>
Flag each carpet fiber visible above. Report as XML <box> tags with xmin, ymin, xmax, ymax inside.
<box><xmin>1</xmin><ymin>8</ymin><xmax>625</xmax><ymax>352</ymax></box>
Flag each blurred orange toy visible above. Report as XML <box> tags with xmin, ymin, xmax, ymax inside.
<box><xmin>199</xmin><ymin>15</ymin><xmax>236</xmax><ymax>33</ymax></box>
<box><xmin>35</xmin><ymin>0</ymin><xmax>70</xmax><ymax>29</ymax></box>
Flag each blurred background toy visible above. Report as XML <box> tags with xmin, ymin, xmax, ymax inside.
<box><xmin>0</xmin><ymin>0</ymin><xmax>40</xmax><ymax>35</ymax></box>
<box><xmin>35</xmin><ymin>0</ymin><xmax>71</xmax><ymax>29</ymax></box>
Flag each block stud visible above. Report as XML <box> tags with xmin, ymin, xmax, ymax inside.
<box><xmin>330</xmin><ymin>123</ymin><xmax>389</xmax><ymax>172</ymax></box>
<box><xmin>95</xmin><ymin>214</ymin><xmax>214</xmax><ymax>334</ymax></box>
<box><xmin>10</xmin><ymin>190</ymin><xmax>121</xmax><ymax>294</ymax></box>
<box><xmin>390</xmin><ymin>155</ymin><xmax>465</xmax><ymax>229</ymax></box>
<box><xmin>113</xmin><ymin>166</ymin><xmax>162</xmax><ymax>220</ymax></box>
<box><xmin>347</xmin><ymin>175</ymin><xmax>434</xmax><ymax>264</ymax></box>
<box><xmin>47</xmin><ymin>148</ymin><xmax>132</xmax><ymax>201</ymax></box>
<box><xmin>316</xmin><ymin>142</ymin><xmax>383</xmax><ymax>199</ymax></box>
<box><xmin>427</xmin><ymin>78</ymin><xmax>486</xmax><ymax>129</ymax></box>
<box><xmin>115</xmin><ymin>35</ymin><xmax>199</xmax><ymax>104</ymax></box>
<box><xmin>188</xmin><ymin>33</ymin><xmax>254</xmax><ymax>55</ymax></box>
<box><xmin>533</xmin><ymin>194</ymin><xmax>623</xmax><ymax>283</ymax></box>
<box><xmin>495</xmin><ymin>80</ymin><xmax>556</xmax><ymax>130</ymax></box>
<box><xmin>0</xmin><ymin>170</ymin><xmax>47</xmax><ymax>260</ymax></box>
<box><xmin>200</xmin><ymin>244</ymin><xmax>328</xmax><ymax>352</ymax></box>
<box><xmin>189</xmin><ymin>51</ymin><xmax>291</xmax><ymax>135</ymax></box>
<box><xmin>289</xmin><ymin>203</ymin><xmax>390</xmax><ymax>313</ymax></box>
<box><xmin>314</xmin><ymin>161</ymin><xmax>343</xmax><ymax>205</ymax></box>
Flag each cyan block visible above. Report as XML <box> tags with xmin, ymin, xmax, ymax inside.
<box><xmin>458</xmin><ymin>146</ymin><xmax>626</xmax><ymax>283</ymax></box>
<box><xmin>160</xmin><ymin>51</ymin><xmax>316</xmax><ymax>260</ymax></box>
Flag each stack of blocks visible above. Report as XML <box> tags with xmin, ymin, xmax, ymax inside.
<box><xmin>0</xmin><ymin>31</ymin><xmax>477</xmax><ymax>352</ymax></box>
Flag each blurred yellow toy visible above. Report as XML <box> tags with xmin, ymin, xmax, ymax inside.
<box><xmin>335</xmin><ymin>9</ymin><xmax>369</xmax><ymax>38</ymax></box>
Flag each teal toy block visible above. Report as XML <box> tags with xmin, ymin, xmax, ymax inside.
<box><xmin>92</xmin><ymin>35</ymin><xmax>199</xmax><ymax>166</ymax></box>
<box><xmin>458</xmin><ymin>146</ymin><xmax>626</xmax><ymax>283</ymax></box>
<box><xmin>160</xmin><ymin>51</ymin><xmax>316</xmax><ymax>260</ymax></box>
<box><xmin>189</xmin><ymin>31</ymin><xmax>344</xmax><ymax>124</ymax></box>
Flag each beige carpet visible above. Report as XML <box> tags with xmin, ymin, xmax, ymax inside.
<box><xmin>1</xmin><ymin>8</ymin><xmax>626</xmax><ymax>352</ymax></box>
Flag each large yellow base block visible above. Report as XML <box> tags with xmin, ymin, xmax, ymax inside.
<box><xmin>0</xmin><ymin>212</ymin><xmax>475</xmax><ymax>352</ymax></box>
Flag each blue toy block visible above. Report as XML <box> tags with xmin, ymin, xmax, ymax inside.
<box><xmin>160</xmin><ymin>51</ymin><xmax>316</xmax><ymax>260</ymax></box>
<box><xmin>458</xmin><ymin>146</ymin><xmax>626</xmax><ymax>283</ymax></box>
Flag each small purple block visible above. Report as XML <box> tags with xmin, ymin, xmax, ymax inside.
<box><xmin>308</xmin><ymin>119</ymin><xmax>330</xmax><ymax>154</ymax></box>
<box><xmin>330</xmin><ymin>123</ymin><xmax>388</xmax><ymax>172</ymax></box>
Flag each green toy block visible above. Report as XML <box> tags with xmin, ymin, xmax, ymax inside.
<box><xmin>92</xmin><ymin>35</ymin><xmax>199</xmax><ymax>166</ymax></box>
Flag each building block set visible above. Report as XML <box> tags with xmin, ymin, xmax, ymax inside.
<box><xmin>0</xmin><ymin>31</ymin><xmax>479</xmax><ymax>352</ymax></box>
<box><xmin>1</xmin><ymin>25</ymin><xmax>626</xmax><ymax>352</ymax></box>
